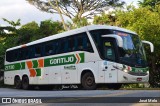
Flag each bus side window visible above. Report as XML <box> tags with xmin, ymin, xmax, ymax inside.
<box><xmin>52</xmin><ymin>42</ymin><xmax>56</xmax><ymax>55</ymax></box>
<box><xmin>55</xmin><ymin>40</ymin><xmax>60</xmax><ymax>54</ymax></box>
<box><xmin>19</xmin><ymin>49</ymin><xmax>23</xmax><ymax>61</ymax></box>
<box><xmin>25</xmin><ymin>48</ymin><xmax>29</xmax><ymax>59</ymax></box>
<box><xmin>14</xmin><ymin>50</ymin><xmax>19</xmax><ymax>61</ymax></box>
<box><xmin>84</xmin><ymin>35</ymin><xmax>94</xmax><ymax>53</ymax></box>
<box><xmin>104</xmin><ymin>41</ymin><xmax>116</xmax><ymax>61</ymax></box>
<box><xmin>45</xmin><ymin>43</ymin><xmax>53</xmax><ymax>56</ymax></box>
<box><xmin>35</xmin><ymin>46</ymin><xmax>42</xmax><ymax>57</ymax></box>
<box><xmin>6</xmin><ymin>51</ymin><xmax>13</xmax><ymax>62</ymax></box>
<box><xmin>77</xmin><ymin>35</ymin><xmax>83</xmax><ymax>51</ymax></box>
<box><xmin>68</xmin><ymin>36</ymin><xmax>75</xmax><ymax>52</ymax></box>
<box><xmin>59</xmin><ymin>38</ymin><xmax>68</xmax><ymax>54</ymax></box>
<box><xmin>76</xmin><ymin>32</ymin><xmax>94</xmax><ymax>52</ymax></box>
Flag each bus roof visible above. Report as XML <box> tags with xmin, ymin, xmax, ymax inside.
<box><xmin>6</xmin><ymin>25</ymin><xmax>137</xmax><ymax>51</ymax></box>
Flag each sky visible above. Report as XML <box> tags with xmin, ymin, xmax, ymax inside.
<box><xmin>0</xmin><ymin>0</ymin><xmax>139</xmax><ymax>26</ymax></box>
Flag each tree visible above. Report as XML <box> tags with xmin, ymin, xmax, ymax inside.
<box><xmin>115</xmin><ymin>5</ymin><xmax>160</xmax><ymax>87</ymax></box>
<box><xmin>0</xmin><ymin>18</ymin><xmax>21</xmax><ymax>36</ymax></box>
<box><xmin>17</xmin><ymin>21</ymin><xmax>40</xmax><ymax>44</ymax></box>
<box><xmin>40</xmin><ymin>19</ymin><xmax>64</xmax><ymax>37</ymax></box>
<box><xmin>0</xmin><ymin>19</ymin><xmax>21</xmax><ymax>70</ymax></box>
<box><xmin>93</xmin><ymin>12</ymin><xmax>116</xmax><ymax>25</ymax></box>
<box><xmin>139</xmin><ymin>0</ymin><xmax>160</xmax><ymax>8</ymax></box>
<box><xmin>26</xmin><ymin>0</ymin><xmax>125</xmax><ymax>29</ymax></box>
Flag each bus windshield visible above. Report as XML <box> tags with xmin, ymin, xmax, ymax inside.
<box><xmin>113</xmin><ymin>31</ymin><xmax>147</xmax><ymax>67</ymax></box>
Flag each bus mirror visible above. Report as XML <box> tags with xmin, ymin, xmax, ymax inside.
<box><xmin>102</xmin><ymin>34</ymin><xmax>123</xmax><ymax>48</ymax></box>
<box><xmin>142</xmin><ymin>40</ymin><xmax>154</xmax><ymax>53</ymax></box>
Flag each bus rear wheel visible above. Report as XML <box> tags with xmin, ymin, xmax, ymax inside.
<box><xmin>22</xmin><ymin>76</ymin><xmax>32</xmax><ymax>90</ymax></box>
<box><xmin>14</xmin><ymin>77</ymin><xmax>21</xmax><ymax>89</ymax></box>
<box><xmin>81</xmin><ymin>72</ymin><xmax>96</xmax><ymax>90</ymax></box>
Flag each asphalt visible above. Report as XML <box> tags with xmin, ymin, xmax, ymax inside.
<box><xmin>0</xmin><ymin>88</ymin><xmax>159</xmax><ymax>106</ymax></box>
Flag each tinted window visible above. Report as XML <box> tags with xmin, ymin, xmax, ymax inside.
<box><xmin>90</xmin><ymin>29</ymin><xmax>112</xmax><ymax>46</ymax></box>
<box><xmin>68</xmin><ymin>36</ymin><xmax>75</xmax><ymax>52</ymax></box>
<box><xmin>35</xmin><ymin>45</ymin><xmax>42</xmax><ymax>58</ymax></box>
<box><xmin>75</xmin><ymin>33</ymin><xmax>93</xmax><ymax>52</ymax></box>
<box><xmin>90</xmin><ymin>29</ymin><xmax>112</xmax><ymax>58</ymax></box>
<box><xmin>6</xmin><ymin>32</ymin><xmax>94</xmax><ymax>62</ymax></box>
<box><xmin>45</xmin><ymin>43</ymin><xmax>54</xmax><ymax>56</ymax></box>
<box><xmin>58</xmin><ymin>38</ymin><xmax>68</xmax><ymax>54</ymax></box>
<box><xmin>104</xmin><ymin>40</ymin><xmax>116</xmax><ymax>61</ymax></box>
<box><xmin>6</xmin><ymin>51</ymin><xmax>13</xmax><ymax>62</ymax></box>
<box><xmin>14</xmin><ymin>50</ymin><xmax>19</xmax><ymax>61</ymax></box>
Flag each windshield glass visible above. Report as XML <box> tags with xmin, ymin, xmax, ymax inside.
<box><xmin>113</xmin><ymin>31</ymin><xmax>147</xmax><ymax>67</ymax></box>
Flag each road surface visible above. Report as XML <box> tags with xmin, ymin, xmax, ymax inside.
<box><xmin>0</xmin><ymin>88</ymin><xmax>159</xmax><ymax>106</ymax></box>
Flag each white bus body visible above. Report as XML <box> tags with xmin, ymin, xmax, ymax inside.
<box><xmin>4</xmin><ymin>25</ymin><xmax>153</xmax><ymax>90</ymax></box>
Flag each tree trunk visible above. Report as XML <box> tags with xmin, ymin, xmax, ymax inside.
<box><xmin>49</xmin><ymin>0</ymin><xmax>68</xmax><ymax>31</ymax></box>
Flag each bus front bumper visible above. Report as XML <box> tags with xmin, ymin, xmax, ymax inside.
<box><xmin>117</xmin><ymin>71</ymin><xmax>149</xmax><ymax>83</ymax></box>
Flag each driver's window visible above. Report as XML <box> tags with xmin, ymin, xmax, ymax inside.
<box><xmin>104</xmin><ymin>41</ymin><xmax>115</xmax><ymax>61</ymax></box>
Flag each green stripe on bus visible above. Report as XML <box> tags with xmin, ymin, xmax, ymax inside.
<box><xmin>35</xmin><ymin>68</ymin><xmax>41</xmax><ymax>76</ymax></box>
<box><xmin>21</xmin><ymin>62</ymin><xmax>25</xmax><ymax>69</ymax></box>
<box><xmin>5</xmin><ymin>53</ymin><xmax>85</xmax><ymax>71</ymax></box>
<box><xmin>44</xmin><ymin>54</ymin><xmax>77</xmax><ymax>67</ymax></box>
<box><xmin>32</xmin><ymin>60</ymin><xmax>38</xmax><ymax>68</ymax></box>
<box><xmin>79</xmin><ymin>53</ymin><xmax>84</xmax><ymax>63</ymax></box>
<box><xmin>5</xmin><ymin>63</ymin><xmax>21</xmax><ymax>71</ymax></box>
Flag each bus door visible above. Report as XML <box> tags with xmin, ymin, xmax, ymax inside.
<box><xmin>103</xmin><ymin>38</ymin><xmax>118</xmax><ymax>83</ymax></box>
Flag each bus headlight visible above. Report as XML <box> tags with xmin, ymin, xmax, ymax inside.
<box><xmin>123</xmin><ymin>69</ymin><xmax>128</xmax><ymax>73</ymax></box>
<box><xmin>122</xmin><ymin>66</ymin><xmax>131</xmax><ymax>73</ymax></box>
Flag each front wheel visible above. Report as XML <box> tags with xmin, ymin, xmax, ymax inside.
<box><xmin>81</xmin><ymin>72</ymin><xmax>96</xmax><ymax>90</ymax></box>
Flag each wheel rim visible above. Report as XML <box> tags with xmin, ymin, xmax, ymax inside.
<box><xmin>86</xmin><ymin>76</ymin><xmax>94</xmax><ymax>86</ymax></box>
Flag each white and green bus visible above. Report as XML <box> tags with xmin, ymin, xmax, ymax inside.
<box><xmin>4</xmin><ymin>25</ymin><xmax>154</xmax><ymax>90</ymax></box>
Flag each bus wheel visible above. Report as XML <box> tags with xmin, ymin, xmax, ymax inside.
<box><xmin>81</xmin><ymin>72</ymin><xmax>96</xmax><ymax>90</ymax></box>
<box><xmin>14</xmin><ymin>77</ymin><xmax>21</xmax><ymax>89</ymax></box>
<box><xmin>22</xmin><ymin>76</ymin><xmax>31</xmax><ymax>90</ymax></box>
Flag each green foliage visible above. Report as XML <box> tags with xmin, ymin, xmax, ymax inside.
<box><xmin>0</xmin><ymin>19</ymin><xmax>64</xmax><ymax>72</ymax></box>
<box><xmin>0</xmin><ymin>19</ymin><xmax>21</xmax><ymax>70</ymax></box>
<box><xmin>138</xmin><ymin>0</ymin><xmax>160</xmax><ymax>8</ymax></box>
<box><xmin>93</xmin><ymin>13</ymin><xmax>111</xmax><ymax>25</ymax></box>
<box><xmin>40</xmin><ymin>19</ymin><xmax>64</xmax><ymax>37</ymax></box>
<box><xmin>72</xmin><ymin>17</ymin><xmax>89</xmax><ymax>28</ymax></box>
<box><xmin>2</xmin><ymin>18</ymin><xmax>21</xmax><ymax>27</ymax></box>
<box><xmin>115</xmin><ymin>5</ymin><xmax>160</xmax><ymax>62</ymax></box>
<box><xmin>17</xmin><ymin>21</ymin><xmax>40</xmax><ymax>44</ymax></box>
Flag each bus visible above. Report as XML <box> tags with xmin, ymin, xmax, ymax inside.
<box><xmin>4</xmin><ymin>25</ymin><xmax>154</xmax><ymax>90</ymax></box>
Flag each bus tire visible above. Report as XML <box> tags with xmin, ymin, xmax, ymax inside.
<box><xmin>22</xmin><ymin>76</ymin><xmax>32</xmax><ymax>90</ymax></box>
<box><xmin>81</xmin><ymin>72</ymin><xmax>96</xmax><ymax>90</ymax></box>
<box><xmin>14</xmin><ymin>77</ymin><xmax>21</xmax><ymax>89</ymax></box>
